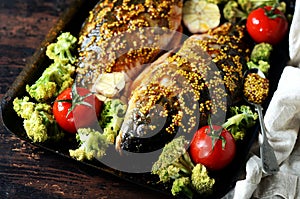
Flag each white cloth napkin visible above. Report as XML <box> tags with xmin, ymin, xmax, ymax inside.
<box><xmin>224</xmin><ymin>2</ymin><xmax>300</xmax><ymax>199</ymax></box>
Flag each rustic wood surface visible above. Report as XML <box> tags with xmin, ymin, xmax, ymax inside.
<box><xmin>0</xmin><ymin>1</ymin><xmax>173</xmax><ymax>198</ymax></box>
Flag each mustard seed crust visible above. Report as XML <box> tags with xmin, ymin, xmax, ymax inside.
<box><xmin>76</xmin><ymin>0</ymin><xmax>183</xmax><ymax>88</ymax></box>
<box><xmin>243</xmin><ymin>73</ymin><xmax>269</xmax><ymax>104</ymax></box>
<box><xmin>118</xmin><ymin>23</ymin><xmax>250</xmax><ymax>152</ymax></box>
<box><xmin>185</xmin><ymin>23</ymin><xmax>250</xmax><ymax>105</ymax></box>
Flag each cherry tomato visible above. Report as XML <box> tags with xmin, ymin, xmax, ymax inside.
<box><xmin>246</xmin><ymin>6</ymin><xmax>288</xmax><ymax>45</ymax></box>
<box><xmin>189</xmin><ymin>125</ymin><xmax>236</xmax><ymax>170</ymax></box>
<box><xmin>53</xmin><ymin>86</ymin><xmax>102</xmax><ymax>133</ymax></box>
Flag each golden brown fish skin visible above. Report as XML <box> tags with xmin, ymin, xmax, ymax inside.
<box><xmin>76</xmin><ymin>0</ymin><xmax>183</xmax><ymax>88</ymax></box>
<box><xmin>184</xmin><ymin>23</ymin><xmax>251</xmax><ymax>104</ymax></box>
<box><xmin>116</xmin><ymin>23</ymin><xmax>250</xmax><ymax>153</ymax></box>
<box><xmin>116</xmin><ymin>61</ymin><xmax>201</xmax><ymax>153</ymax></box>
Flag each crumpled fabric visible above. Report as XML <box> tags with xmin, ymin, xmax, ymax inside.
<box><xmin>224</xmin><ymin>2</ymin><xmax>300</xmax><ymax>199</ymax></box>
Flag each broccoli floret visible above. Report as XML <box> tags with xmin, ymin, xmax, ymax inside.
<box><xmin>236</xmin><ymin>0</ymin><xmax>286</xmax><ymax>13</ymax></box>
<box><xmin>248</xmin><ymin>0</ymin><xmax>286</xmax><ymax>13</ymax></box>
<box><xmin>157</xmin><ymin>165</ymin><xmax>182</xmax><ymax>183</ymax></box>
<box><xmin>224</xmin><ymin>0</ymin><xmax>286</xmax><ymax>23</ymax></box>
<box><xmin>247</xmin><ymin>43</ymin><xmax>273</xmax><ymax>74</ymax></box>
<box><xmin>171</xmin><ymin>177</ymin><xmax>193</xmax><ymax>199</ymax></box>
<box><xmin>223</xmin><ymin>1</ymin><xmax>247</xmax><ymax>22</ymax></box>
<box><xmin>69</xmin><ymin>100</ymin><xmax>127</xmax><ymax>161</ymax></box>
<box><xmin>13</xmin><ymin>96</ymin><xmax>35</xmax><ymax>119</ymax></box>
<box><xmin>247</xmin><ymin>60</ymin><xmax>270</xmax><ymax>74</ymax></box>
<box><xmin>26</xmin><ymin>62</ymin><xmax>75</xmax><ymax>102</ymax></box>
<box><xmin>205</xmin><ymin>0</ymin><xmax>229</xmax><ymax>4</ymax></box>
<box><xmin>46</xmin><ymin>32</ymin><xmax>77</xmax><ymax>64</ymax></box>
<box><xmin>237</xmin><ymin>0</ymin><xmax>253</xmax><ymax>13</ymax></box>
<box><xmin>191</xmin><ymin>164</ymin><xmax>215</xmax><ymax>195</ymax></box>
<box><xmin>222</xmin><ymin>105</ymin><xmax>258</xmax><ymax>140</ymax></box>
<box><xmin>69</xmin><ymin>128</ymin><xmax>110</xmax><ymax>161</ymax></box>
<box><xmin>250</xmin><ymin>43</ymin><xmax>273</xmax><ymax>63</ymax></box>
<box><xmin>152</xmin><ymin>136</ymin><xmax>215</xmax><ymax>198</ymax></box>
<box><xmin>152</xmin><ymin>136</ymin><xmax>194</xmax><ymax>180</ymax></box>
<box><xmin>99</xmin><ymin>99</ymin><xmax>127</xmax><ymax>144</ymax></box>
<box><xmin>13</xmin><ymin>96</ymin><xmax>64</xmax><ymax>143</ymax></box>
<box><xmin>26</xmin><ymin>32</ymin><xmax>77</xmax><ymax>102</ymax></box>
<box><xmin>237</xmin><ymin>0</ymin><xmax>277</xmax><ymax>13</ymax></box>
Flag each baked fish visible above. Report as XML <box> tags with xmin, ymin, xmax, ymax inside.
<box><xmin>76</xmin><ymin>0</ymin><xmax>183</xmax><ymax>88</ymax></box>
<box><xmin>116</xmin><ymin>23</ymin><xmax>250</xmax><ymax>153</ymax></box>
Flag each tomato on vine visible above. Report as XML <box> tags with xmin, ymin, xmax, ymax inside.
<box><xmin>53</xmin><ymin>84</ymin><xmax>103</xmax><ymax>133</ymax></box>
<box><xmin>189</xmin><ymin>125</ymin><xmax>236</xmax><ymax>171</ymax></box>
<box><xmin>246</xmin><ymin>6</ymin><xmax>288</xmax><ymax>45</ymax></box>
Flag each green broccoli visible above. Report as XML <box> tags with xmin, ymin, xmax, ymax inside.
<box><xmin>223</xmin><ymin>0</ymin><xmax>286</xmax><ymax>23</ymax></box>
<box><xmin>152</xmin><ymin>136</ymin><xmax>215</xmax><ymax>198</ymax></box>
<box><xmin>69</xmin><ymin>99</ymin><xmax>127</xmax><ymax>161</ymax></box>
<box><xmin>247</xmin><ymin>60</ymin><xmax>270</xmax><ymax>74</ymax></box>
<box><xmin>26</xmin><ymin>62</ymin><xmax>75</xmax><ymax>102</ymax></box>
<box><xmin>13</xmin><ymin>32</ymin><xmax>78</xmax><ymax>142</ymax></box>
<box><xmin>46</xmin><ymin>32</ymin><xmax>77</xmax><ymax>64</ymax></box>
<box><xmin>237</xmin><ymin>0</ymin><xmax>253</xmax><ymax>13</ymax></box>
<box><xmin>99</xmin><ymin>99</ymin><xmax>127</xmax><ymax>144</ymax></box>
<box><xmin>250</xmin><ymin>42</ymin><xmax>273</xmax><ymax>63</ymax></box>
<box><xmin>223</xmin><ymin>1</ymin><xmax>247</xmax><ymax>22</ymax></box>
<box><xmin>205</xmin><ymin>0</ymin><xmax>229</xmax><ymax>4</ymax></box>
<box><xmin>171</xmin><ymin>177</ymin><xmax>193</xmax><ymax>199</ymax></box>
<box><xmin>248</xmin><ymin>0</ymin><xmax>286</xmax><ymax>13</ymax></box>
<box><xmin>237</xmin><ymin>0</ymin><xmax>275</xmax><ymax>13</ymax></box>
<box><xmin>191</xmin><ymin>164</ymin><xmax>215</xmax><ymax>195</ymax></box>
<box><xmin>13</xmin><ymin>96</ymin><xmax>64</xmax><ymax>143</ymax></box>
<box><xmin>26</xmin><ymin>32</ymin><xmax>77</xmax><ymax>102</ymax></box>
<box><xmin>222</xmin><ymin>105</ymin><xmax>258</xmax><ymax>140</ymax></box>
<box><xmin>151</xmin><ymin>136</ymin><xmax>194</xmax><ymax>181</ymax></box>
<box><xmin>247</xmin><ymin>42</ymin><xmax>273</xmax><ymax>74</ymax></box>
<box><xmin>69</xmin><ymin>128</ymin><xmax>110</xmax><ymax>161</ymax></box>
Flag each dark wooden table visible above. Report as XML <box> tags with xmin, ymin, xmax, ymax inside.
<box><xmin>0</xmin><ymin>1</ymin><xmax>173</xmax><ymax>198</ymax></box>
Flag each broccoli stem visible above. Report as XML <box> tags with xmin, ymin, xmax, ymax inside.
<box><xmin>222</xmin><ymin>113</ymin><xmax>244</xmax><ymax>129</ymax></box>
<box><xmin>181</xmin><ymin>187</ymin><xmax>194</xmax><ymax>199</ymax></box>
<box><xmin>182</xmin><ymin>152</ymin><xmax>195</xmax><ymax>170</ymax></box>
<box><xmin>173</xmin><ymin>151</ymin><xmax>196</xmax><ymax>175</ymax></box>
<box><xmin>176</xmin><ymin>158</ymin><xmax>193</xmax><ymax>175</ymax></box>
<box><xmin>233</xmin><ymin>7</ymin><xmax>248</xmax><ymax>19</ymax></box>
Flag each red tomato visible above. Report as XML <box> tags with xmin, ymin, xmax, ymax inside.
<box><xmin>53</xmin><ymin>86</ymin><xmax>102</xmax><ymax>133</ymax></box>
<box><xmin>246</xmin><ymin>6</ymin><xmax>288</xmax><ymax>45</ymax></box>
<box><xmin>189</xmin><ymin>125</ymin><xmax>236</xmax><ymax>170</ymax></box>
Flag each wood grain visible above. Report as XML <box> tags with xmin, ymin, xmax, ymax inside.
<box><xmin>0</xmin><ymin>1</ymin><xmax>172</xmax><ymax>198</ymax></box>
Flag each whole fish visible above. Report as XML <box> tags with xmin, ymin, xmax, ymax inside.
<box><xmin>116</xmin><ymin>23</ymin><xmax>250</xmax><ymax>153</ymax></box>
<box><xmin>76</xmin><ymin>0</ymin><xmax>183</xmax><ymax>89</ymax></box>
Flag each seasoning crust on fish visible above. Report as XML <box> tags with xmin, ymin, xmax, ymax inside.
<box><xmin>116</xmin><ymin>23</ymin><xmax>250</xmax><ymax>153</ymax></box>
<box><xmin>76</xmin><ymin>0</ymin><xmax>183</xmax><ymax>88</ymax></box>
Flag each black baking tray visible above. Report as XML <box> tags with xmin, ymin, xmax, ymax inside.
<box><xmin>0</xmin><ymin>0</ymin><xmax>294</xmax><ymax>198</ymax></box>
